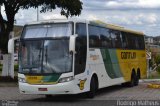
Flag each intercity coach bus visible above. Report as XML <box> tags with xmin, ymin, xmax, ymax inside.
<box><xmin>8</xmin><ymin>19</ymin><xmax>147</xmax><ymax>98</ymax></box>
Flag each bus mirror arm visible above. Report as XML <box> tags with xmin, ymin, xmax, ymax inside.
<box><xmin>69</xmin><ymin>35</ymin><xmax>77</xmax><ymax>54</ymax></box>
<box><xmin>8</xmin><ymin>37</ymin><xmax>20</xmax><ymax>54</ymax></box>
<box><xmin>8</xmin><ymin>39</ymin><xmax>14</xmax><ymax>54</ymax></box>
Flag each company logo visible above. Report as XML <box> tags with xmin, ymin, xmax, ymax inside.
<box><xmin>121</xmin><ymin>52</ymin><xmax>136</xmax><ymax>59</ymax></box>
<box><xmin>78</xmin><ymin>78</ymin><xmax>87</xmax><ymax>90</ymax></box>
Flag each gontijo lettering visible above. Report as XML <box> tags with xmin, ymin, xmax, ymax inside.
<box><xmin>121</xmin><ymin>52</ymin><xmax>136</xmax><ymax>59</ymax></box>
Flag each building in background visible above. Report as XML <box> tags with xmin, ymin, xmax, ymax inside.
<box><xmin>145</xmin><ymin>36</ymin><xmax>154</xmax><ymax>44</ymax></box>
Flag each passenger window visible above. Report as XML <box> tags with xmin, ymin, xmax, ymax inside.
<box><xmin>137</xmin><ymin>36</ymin><xmax>145</xmax><ymax>50</ymax></box>
<box><xmin>89</xmin><ymin>25</ymin><xmax>100</xmax><ymax>48</ymax></box>
<box><xmin>121</xmin><ymin>32</ymin><xmax>128</xmax><ymax>49</ymax></box>
<box><xmin>99</xmin><ymin>28</ymin><xmax>111</xmax><ymax>48</ymax></box>
<box><xmin>109</xmin><ymin>30</ymin><xmax>122</xmax><ymax>48</ymax></box>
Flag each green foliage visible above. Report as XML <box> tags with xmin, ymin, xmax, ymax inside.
<box><xmin>14</xmin><ymin>64</ymin><xmax>19</xmax><ymax>71</ymax></box>
<box><xmin>155</xmin><ymin>55</ymin><xmax>160</xmax><ymax>65</ymax></box>
<box><xmin>157</xmin><ymin>66</ymin><xmax>160</xmax><ymax>73</ymax></box>
<box><xmin>149</xmin><ymin>59</ymin><xmax>153</xmax><ymax>68</ymax></box>
<box><xmin>0</xmin><ymin>0</ymin><xmax>83</xmax><ymax>53</ymax></box>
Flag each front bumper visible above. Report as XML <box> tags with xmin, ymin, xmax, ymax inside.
<box><xmin>19</xmin><ymin>80</ymin><xmax>81</xmax><ymax>95</ymax></box>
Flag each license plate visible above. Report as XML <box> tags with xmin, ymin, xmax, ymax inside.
<box><xmin>38</xmin><ymin>88</ymin><xmax>48</xmax><ymax>91</ymax></box>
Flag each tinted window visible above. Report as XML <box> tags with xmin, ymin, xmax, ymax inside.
<box><xmin>137</xmin><ymin>35</ymin><xmax>145</xmax><ymax>50</ymax></box>
<box><xmin>126</xmin><ymin>33</ymin><xmax>137</xmax><ymax>49</ymax></box>
<box><xmin>109</xmin><ymin>30</ymin><xmax>122</xmax><ymax>48</ymax></box>
<box><xmin>89</xmin><ymin>25</ymin><xmax>100</xmax><ymax>48</ymax></box>
<box><xmin>121</xmin><ymin>32</ymin><xmax>128</xmax><ymax>49</ymax></box>
<box><xmin>121</xmin><ymin>32</ymin><xmax>145</xmax><ymax>50</ymax></box>
<box><xmin>99</xmin><ymin>28</ymin><xmax>112</xmax><ymax>48</ymax></box>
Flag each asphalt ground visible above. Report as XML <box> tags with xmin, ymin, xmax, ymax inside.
<box><xmin>0</xmin><ymin>82</ymin><xmax>160</xmax><ymax>106</ymax></box>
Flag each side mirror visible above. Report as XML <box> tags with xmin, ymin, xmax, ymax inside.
<box><xmin>69</xmin><ymin>35</ymin><xmax>77</xmax><ymax>53</ymax></box>
<box><xmin>8</xmin><ymin>39</ymin><xmax>14</xmax><ymax>54</ymax></box>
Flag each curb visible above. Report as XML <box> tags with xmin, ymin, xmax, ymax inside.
<box><xmin>140</xmin><ymin>79</ymin><xmax>160</xmax><ymax>83</ymax></box>
<box><xmin>147</xmin><ymin>83</ymin><xmax>160</xmax><ymax>89</ymax></box>
<box><xmin>140</xmin><ymin>79</ymin><xmax>160</xmax><ymax>89</ymax></box>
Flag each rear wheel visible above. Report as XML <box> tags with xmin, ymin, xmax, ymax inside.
<box><xmin>86</xmin><ymin>77</ymin><xmax>97</xmax><ymax>98</ymax></box>
<box><xmin>134</xmin><ymin>76</ymin><xmax>139</xmax><ymax>86</ymax></box>
<box><xmin>135</xmin><ymin>70</ymin><xmax>140</xmax><ymax>86</ymax></box>
<box><xmin>128</xmin><ymin>71</ymin><xmax>137</xmax><ymax>87</ymax></box>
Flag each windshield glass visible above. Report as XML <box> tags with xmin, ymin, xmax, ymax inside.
<box><xmin>19</xmin><ymin>40</ymin><xmax>43</xmax><ymax>73</ymax></box>
<box><xmin>43</xmin><ymin>40</ymin><xmax>72</xmax><ymax>73</ymax></box>
<box><xmin>19</xmin><ymin>39</ymin><xmax>72</xmax><ymax>74</ymax></box>
<box><xmin>23</xmin><ymin>23</ymin><xmax>72</xmax><ymax>38</ymax></box>
<box><xmin>19</xmin><ymin>22</ymin><xmax>73</xmax><ymax>74</ymax></box>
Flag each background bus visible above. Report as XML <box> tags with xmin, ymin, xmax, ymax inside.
<box><xmin>8</xmin><ymin>19</ymin><xmax>147</xmax><ymax>98</ymax></box>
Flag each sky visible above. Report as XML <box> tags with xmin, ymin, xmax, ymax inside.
<box><xmin>1</xmin><ymin>0</ymin><xmax>160</xmax><ymax>36</ymax></box>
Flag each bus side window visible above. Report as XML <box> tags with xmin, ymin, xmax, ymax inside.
<box><xmin>121</xmin><ymin>32</ymin><xmax>128</xmax><ymax>49</ymax></box>
<box><xmin>110</xmin><ymin>30</ymin><xmax>122</xmax><ymax>48</ymax></box>
<box><xmin>126</xmin><ymin>33</ymin><xmax>134</xmax><ymax>49</ymax></box>
<box><xmin>89</xmin><ymin>25</ymin><xmax>100</xmax><ymax>48</ymax></box>
<box><xmin>99</xmin><ymin>28</ymin><xmax>111</xmax><ymax>48</ymax></box>
<box><xmin>75</xmin><ymin>23</ymin><xmax>87</xmax><ymax>75</ymax></box>
<box><xmin>115</xmin><ymin>31</ymin><xmax>122</xmax><ymax>48</ymax></box>
<box><xmin>137</xmin><ymin>36</ymin><xmax>145</xmax><ymax>50</ymax></box>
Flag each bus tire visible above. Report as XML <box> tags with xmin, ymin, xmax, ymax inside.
<box><xmin>134</xmin><ymin>76</ymin><xmax>139</xmax><ymax>86</ymax></box>
<box><xmin>129</xmin><ymin>71</ymin><xmax>136</xmax><ymax>87</ymax></box>
<box><xmin>135</xmin><ymin>70</ymin><xmax>140</xmax><ymax>86</ymax></box>
<box><xmin>86</xmin><ymin>77</ymin><xmax>96</xmax><ymax>98</ymax></box>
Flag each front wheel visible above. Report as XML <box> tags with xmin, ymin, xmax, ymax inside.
<box><xmin>129</xmin><ymin>72</ymin><xmax>137</xmax><ymax>87</ymax></box>
<box><xmin>86</xmin><ymin>77</ymin><xmax>96</xmax><ymax>98</ymax></box>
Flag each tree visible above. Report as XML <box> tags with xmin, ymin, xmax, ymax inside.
<box><xmin>0</xmin><ymin>0</ymin><xmax>82</xmax><ymax>53</ymax></box>
<box><xmin>0</xmin><ymin>0</ymin><xmax>82</xmax><ymax>78</ymax></box>
<box><xmin>155</xmin><ymin>54</ymin><xmax>160</xmax><ymax>66</ymax></box>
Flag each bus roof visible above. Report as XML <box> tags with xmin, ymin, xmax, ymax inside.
<box><xmin>25</xmin><ymin>19</ymin><xmax>144</xmax><ymax>35</ymax></box>
<box><xmin>90</xmin><ymin>20</ymin><xmax>144</xmax><ymax>35</ymax></box>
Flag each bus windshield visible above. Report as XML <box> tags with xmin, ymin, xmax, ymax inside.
<box><xmin>19</xmin><ymin>39</ymin><xmax>72</xmax><ymax>74</ymax></box>
<box><xmin>19</xmin><ymin>23</ymin><xmax>73</xmax><ymax>74</ymax></box>
<box><xmin>22</xmin><ymin>23</ymin><xmax>72</xmax><ymax>38</ymax></box>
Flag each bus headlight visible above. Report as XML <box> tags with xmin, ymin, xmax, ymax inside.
<box><xmin>18</xmin><ymin>77</ymin><xmax>26</xmax><ymax>83</ymax></box>
<box><xmin>58</xmin><ymin>76</ymin><xmax>74</xmax><ymax>83</ymax></box>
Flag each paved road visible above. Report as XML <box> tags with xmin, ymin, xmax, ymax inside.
<box><xmin>0</xmin><ymin>82</ymin><xmax>160</xmax><ymax>106</ymax></box>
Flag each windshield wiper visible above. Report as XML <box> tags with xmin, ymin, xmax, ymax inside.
<box><xmin>38</xmin><ymin>47</ymin><xmax>42</xmax><ymax>63</ymax></box>
<box><xmin>45</xmin><ymin>46</ymin><xmax>48</xmax><ymax>65</ymax></box>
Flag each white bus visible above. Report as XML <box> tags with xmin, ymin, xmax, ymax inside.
<box><xmin>8</xmin><ymin>19</ymin><xmax>146</xmax><ymax>98</ymax></box>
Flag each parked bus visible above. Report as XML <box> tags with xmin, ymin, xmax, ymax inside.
<box><xmin>8</xmin><ymin>19</ymin><xmax>147</xmax><ymax>98</ymax></box>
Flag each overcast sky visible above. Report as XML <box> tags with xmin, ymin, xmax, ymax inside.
<box><xmin>2</xmin><ymin>0</ymin><xmax>160</xmax><ymax>36</ymax></box>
